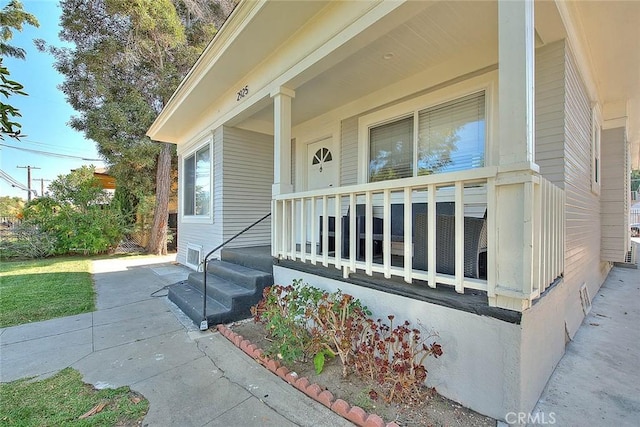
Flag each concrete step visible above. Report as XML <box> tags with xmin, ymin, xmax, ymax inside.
<box><xmin>167</xmin><ymin>281</ymin><xmax>229</xmax><ymax>325</ymax></box>
<box><xmin>187</xmin><ymin>271</ymin><xmax>258</xmax><ymax>311</ymax></box>
<box><xmin>220</xmin><ymin>246</ymin><xmax>274</xmax><ymax>273</ymax></box>
<box><xmin>206</xmin><ymin>260</ymin><xmax>273</xmax><ymax>290</ymax></box>
<box><xmin>168</xmin><ymin>280</ymin><xmax>263</xmax><ymax>326</ymax></box>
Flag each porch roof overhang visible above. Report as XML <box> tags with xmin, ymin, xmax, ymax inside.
<box><xmin>147</xmin><ymin>0</ymin><xmax>640</xmax><ymax>169</ymax></box>
<box><xmin>557</xmin><ymin>0</ymin><xmax>640</xmax><ymax>169</ymax></box>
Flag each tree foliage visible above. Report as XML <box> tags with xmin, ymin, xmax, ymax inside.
<box><xmin>0</xmin><ymin>0</ymin><xmax>39</xmax><ymax>59</ymax></box>
<box><xmin>0</xmin><ymin>0</ymin><xmax>38</xmax><ymax>140</ymax></box>
<box><xmin>17</xmin><ymin>167</ymin><xmax>126</xmax><ymax>257</ymax></box>
<box><xmin>0</xmin><ymin>195</ymin><xmax>24</xmax><ymax>218</ymax></box>
<box><xmin>39</xmin><ymin>0</ymin><xmax>232</xmax><ymax>254</ymax></box>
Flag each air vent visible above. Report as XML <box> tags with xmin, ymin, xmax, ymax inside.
<box><xmin>579</xmin><ymin>283</ymin><xmax>591</xmax><ymax>315</ymax></box>
<box><xmin>186</xmin><ymin>244</ymin><xmax>202</xmax><ymax>270</ymax></box>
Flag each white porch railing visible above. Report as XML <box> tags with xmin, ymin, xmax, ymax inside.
<box><xmin>272</xmin><ymin>167</ymin><xmax>565</xmax><ymax>309</ymax></box>
<box><xmin>532</xmin><ymin>176</ymin><xmax>565</xmax><ymax>297</ymax></box>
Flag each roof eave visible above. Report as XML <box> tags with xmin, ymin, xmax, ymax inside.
<box><xmin>147</xmin><ymin>0</ymin><xmax>266</xmax><ymax>143</ymax></box>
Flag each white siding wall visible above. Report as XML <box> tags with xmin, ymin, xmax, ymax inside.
<box><xmin>177</xmin><ymin>127</ymin><xmax>223</xmax><ymax>266</ymax></box>
<box><xmin>222</xmin><ymin>126</ymin><xmax>273</xmax><ymax>247</ymax></box>
<box><xmin>563</xmin><ymin>44</ymin><xmax>608</xmax><ymax>336</ymax></box>
<box><xmin>340</xmin><ymin>116</ymin><xmax>358</xmax><ymax>186</ymax></box>
<box><xmin>601</xmin><ymin>127</ymin><xmax>629</xmax><ymax>261</ymax></box>
<box><xmin>535</xmin><ymin>41</ymin><xmax>565</xmax><ymax>188</ymax></box>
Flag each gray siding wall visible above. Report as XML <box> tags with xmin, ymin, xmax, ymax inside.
<box><xmin>563</xmin><ymin>44</ymin><xmax>607</xmax><ymax>335</ymax></box>
<box><xmin>340</xmin><ymin>116</ymin><xmax>358</xmax><ymax>186</ymax></box>
<box><xmin>177</xmin><ymin>127</ymin><xmax>223</xmax><ymax>266</ymax></box>
<box><xmin>221</xmin><ymin>126</ymin><xmax>273</xmax><ymax>247</ymax></box>
<box><xmin>601</xmin><ymin>127</ymin><xmax>629</xmax><ymax>261</ymax></box>
<box><xmin>535</xmin><ymin>41</ymin><xmax>565</xmax><ymax>188</ymax></box>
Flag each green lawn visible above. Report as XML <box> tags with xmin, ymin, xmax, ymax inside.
<box><xmin>0</xmin><ymin>257</ymin><xmax>96</xmax><ymax>328</ymax></box>
<box><xmin>0</xmin><ymin>368</ymin><xmax>148</xmax><ymax>426</ymax></box>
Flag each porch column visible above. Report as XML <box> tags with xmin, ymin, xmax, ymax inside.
<box><xmin>491</xmin><ymin>0</ymin><xmax>538</xmax><ymax>311</ymax></box>
<box><xmin>271</xmin><ymin>86</ymin><xmax>295</xmax><ymax>196</ymax></box>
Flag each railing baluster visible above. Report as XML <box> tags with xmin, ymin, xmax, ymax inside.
<box><xmin>322</xmin><ymin>195</ymin><xmax>329</xmax><ymax>267</ymax></box>
<box><xmin>487</xmin><ymin>177</ymin><xmax>496</xmax><ymax>298</ymax></box>
<box><xmin>365</xmin><ymin>190</ymin><xmax>373</xmax><ymax>276</ymax></box>
<box><xmin>290</xmin><ymin>198</ymin><xmax>296</xmax><ymax>261</ymax></box>
<box><xmin>349</xmin><ymin>193</ymin><xmax>356</xmax><ymax>273</ymax></box>
<box><xmin>300</xmin><ymin>197</ymin><xmax>306</xmax><ymax>262</ymax></box>
<box><xmin>383</xmin><ymin>189</ymin><xmax>391</xmax><ymax>279</ymax></box>
<box><xmin>282</xmin><ymin>200</ymin><xmax>288</xmax><ymax>258</ymax></box>
<box><xmin>334</xmin><ymin>194</ymin><xmax>342</xmax><ymax>270</ymax></box>
<box><xmin>310</xmin><ymin>196</ymin><xmax>317</xmax><ymax>265</ymax></box>
<box><xmin>403</xmin><ymin>187</ymin><xmax>412</xmax><ymax>283</ymax></box>
<box><xmin>454</xmin><ymin>181</ymin><xmax>464</xmax><ymax>293</ymax></box>
<box><xmin>427</xmin><ymin>184</ymin><xmax>436</xmax><ymax>288</ymax></box>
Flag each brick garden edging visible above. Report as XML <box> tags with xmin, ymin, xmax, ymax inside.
<box><xmin>217</xmin><ymin>324</ymin><xmax>399</xmax><ymax>427</ymax></box>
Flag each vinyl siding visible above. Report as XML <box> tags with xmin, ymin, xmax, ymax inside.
<box><xmin>601</xmin><ymin>127</ymin><xmax>629</xmax><ymax>261</ymax></box>
<box><xmin>176</xmin><ymin>127</ymin><xmax>223</xmax><ymax>266</ymax></box>
<box><xmin>221</xmin><ymin>126</ymin><xmax>273</xmax><ymax>247</ymax></box>
<box><xmin>340</xmin><ymin>116</ymin><xmax>358</xmax><ymax>185</ymax></box>
<box><xmin>535</xmin><ymin>41</ymin><xmax>565</xmax><ymax>188</ymax></box>
<box><xmin>563</xmin><ymin>43</ymin><xmax>605</xmax><ymax>335</ymax></box>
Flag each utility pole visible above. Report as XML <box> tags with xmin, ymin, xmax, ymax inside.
<box><xmin>16</xmin><ymin>166</ymin><xmax>41</xmax><ymax>202</ymax></box>
<box><xmin>33</xmin><ymin>178</ymin><xmax>51</xmax><ymax>197</ymax></box>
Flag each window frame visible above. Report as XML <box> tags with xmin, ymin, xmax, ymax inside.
<box><xmin>357</xmin><ymin>73</ymin><xmax>495</xmax><ymax>184</ymax></box>
<box><xmin>181</xmin><ymin>139</ymin><xmax>213</xmax><ymax>223</ymax></box>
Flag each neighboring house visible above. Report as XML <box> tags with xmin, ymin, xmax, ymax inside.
<box><xmin>93</xmin><ymin>167</ymin><xmax>117</xmax><ymax>191</ymax></box>
<box><xmin>147</xmin><ymin>1</ymin><xmax>639</xmax><ymax>420</ymax></box>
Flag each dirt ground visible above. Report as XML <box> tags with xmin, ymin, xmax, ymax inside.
<box><xmin>229</xmin><ymin>320</ymin><xmax>495</xmax><ymax>427</ymax></box>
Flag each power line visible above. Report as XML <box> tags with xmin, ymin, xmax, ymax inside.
<box><xmin>0</xmin><ymin>169</ymin><xmax>27</xmax><ymax>189</ymax></box>
<box><xmin>0</xmin><ymin>143</ymin><xmax>104</xmax><ymax>162</ymax></box>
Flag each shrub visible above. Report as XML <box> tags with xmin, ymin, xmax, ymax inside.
<box><xmin>251</xmin><ymin>282</ymin><xmax>443</xmax><ymax>404</ymax></box>
<box><xmin>0</xmin><ymin>224</ymin><xmax>56</xmax><ymax>260</ymax></box>
<box><xmin>20</xmin><ymin>196</ymin><xmax>126</xmax><ymax>256</ymax></box>
<box><xmin>307</xmin><ymin>289</ymin><xmax>370</xmax><ymax>377</ymax></box>
<box><xmin>353</xmin><ymin>316</ymin><xmax>443</xmax><ymax>403</ymax></box>
<box><xmin>251</xmin><ymin>281</ymin><xmax>322</xmax><ymax>364</ymax></box>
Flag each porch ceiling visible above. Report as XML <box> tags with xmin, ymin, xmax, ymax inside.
<box><xmin>151</xmin><ymin>0</ymin><xmax>639</xmax><ymax>168</ymax></box>
<box><xmin>237</xmin><ymin>0</ymin><xmax>640</xmax><ymax>168</ymax></box>
<box><xmin>237</xmin><ymin>0</ymin><xmax>499</xmax><ymax>130</ymax></box>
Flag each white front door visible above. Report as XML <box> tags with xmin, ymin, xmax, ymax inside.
<box><xmin>307</xmin><ymin>137</ymin><xmax>337</xmax><ymax>191</ymax></box>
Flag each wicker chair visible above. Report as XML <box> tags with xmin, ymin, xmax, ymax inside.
<box><xmin>413</xmin><ymin>213</ymin><xmax>487</xmax><ymax>278</ymax></box>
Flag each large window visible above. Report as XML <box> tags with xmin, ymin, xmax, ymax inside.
<box><xmin>183</xmin><ymin>145</ymin><xmax>210</xmax><ymax>216</ymax></box>
<box><xmin>369</xmin><ymin>91</ymin><xmax>486</xmax><ymax>182</ymax></box>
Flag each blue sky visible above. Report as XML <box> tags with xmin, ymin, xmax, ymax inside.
<box><xmin>0</xmin><ymin>0</ymin><xmax>104</xmax><ymax>199</ymax></box>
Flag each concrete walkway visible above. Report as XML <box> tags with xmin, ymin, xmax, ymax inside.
<box><xmin>532</xmin><ymin>264</ymin><xmax>640</xmax><ymax>426</ymax></box>
<box><xmin>2</xmin><ymin>255</ymin><xmax>639</xmax><ymax>426</ymax></box>
<box><xmin>0</xmin><ymin>256</ymin><xmax>349</xmax><ymax>427</ymax></box>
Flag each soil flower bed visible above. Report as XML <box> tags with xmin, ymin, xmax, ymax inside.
<box><xmin>221</xmin><ymin>282</ymin><xmax>495</xmax><ymax>427</ymax></box>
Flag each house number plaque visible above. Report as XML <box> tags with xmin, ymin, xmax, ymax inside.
<box><xmin>236</xmin><ymin>85</ymin><xmax>249</xmax><ymax>101</ymax></box>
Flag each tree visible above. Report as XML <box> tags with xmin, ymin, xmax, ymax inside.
<box><xmin>0</xmin><ymin>195</ymin><xmax>24</xmax><ymax>218</ymax></box>
<box><xmin>0</xmin><ymin>0</ymin><xmax>39</xmax><ymax>140</ymax></box>
<box><xmin>40</xmin><ymin>0</ymin><xmax>232</xmax><ymax>254</ymax></box>
<box><xmin>631</xmin><ymin>169</ymin><xmax>640</xmax><ymax>193</ymax></box>
<box><xmin>48</xmin><ymin>165</ymin><xmax>110</xmax><ymax>212</ymax></box>
<box><xmin>21</xmin><ymin>168</ymin><xmax>126</xmax><ymax>256</ymax></box>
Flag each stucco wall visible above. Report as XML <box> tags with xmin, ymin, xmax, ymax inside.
<box><xmin>274</xmin><ymin>265</ymin><xmax>522</xmax><ymax>420</ymax></box>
